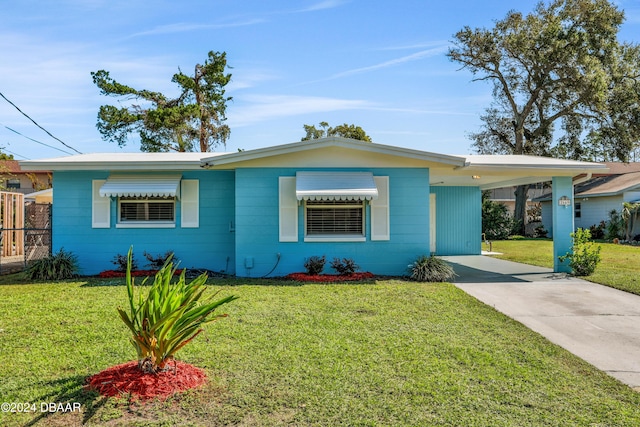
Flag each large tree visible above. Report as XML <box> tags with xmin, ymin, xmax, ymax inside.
<box><xmin>301</xmin><ymin>121</ymin><xmax>372</xmax><ymax>142</ymax></box>
<box><xmin>448</xmin><ymin>0</ymin><xmax>640</xmax><ymax>234</ymax></box>
<box><xmin>91</xmin><ymin>51</ymin><xmax>232</xmax><ymax>152</ymax></box>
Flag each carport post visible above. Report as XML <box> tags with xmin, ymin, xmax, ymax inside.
<box><xmin>552</xmin><ymin>176</ymin><xmax>574</xmax><ymax>273</ymax></box>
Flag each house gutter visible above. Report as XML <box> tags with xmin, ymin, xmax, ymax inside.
<box><xmin>573</xmin><ymin>172</ymin><xmax>592</xmax><ymax>186</ymax></box>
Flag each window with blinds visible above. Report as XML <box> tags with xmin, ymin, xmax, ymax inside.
<box><xmin>305</xmin><ymin>199</ymin><xmax>364</xmax><ymax>236</ymax></box>
<box><xmin>119</xmin><ymin>197</ymin><xmax>175</xmax><ymax>223</ymax></box>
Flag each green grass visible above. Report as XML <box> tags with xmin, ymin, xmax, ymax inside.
<box><xmin>1</xmin><ymin>277</ymin><xmax>640</xmax><ymax>426</ymax></box>
<box><xmin>488</xmin><ymin>239</ymin><xmax>640</xmax><ymax>295</ymax></box>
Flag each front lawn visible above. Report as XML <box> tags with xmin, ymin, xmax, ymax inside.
<box><xmin>1</xmin><ymin>277</ymin><xmax>640</xmax><ymax>426</ymax></box>
<box><xmin>489</xmin><ymin>239</ymin><xmax>640</xmax><ymax>295</ymax></box>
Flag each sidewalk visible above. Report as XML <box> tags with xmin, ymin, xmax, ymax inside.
<box><xmin>442</xmin><ymin>255</ymin><xmax>640</xmax><ymax>390</ymax></box>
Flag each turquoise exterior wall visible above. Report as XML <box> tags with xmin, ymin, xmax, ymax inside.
<box><xmin>52</xmin><ymin>168</ymin><xmax>483</xmax><ymax>277</ymax></box>
<box><xmin>431</xmin><ymin>186</ymin><xmax>482</xmax><ymax>255</ymax></box>
<box><xmin>234</xmin><ymin>168</ymin><xmax>432</xmax><ymax>277</ymax></box>
<box><xmin>52</xmin><ymin>170</ymin><xmax>236</xmax><ymax>275</ymax></box>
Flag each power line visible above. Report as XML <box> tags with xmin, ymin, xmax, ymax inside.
<box><xmin>0</xmin><ymin>147</ymin><xmax>29</xmax><ymax>160</ymax></box>
<box><xmin>0</xmin><ymin>122</ymin><xmax>74</xmax><ymax>155</ymax></box>
<box><xmin>0</xmin><ymin>90</ymin><xmax>82</xmax><ymax>154</ymax></box>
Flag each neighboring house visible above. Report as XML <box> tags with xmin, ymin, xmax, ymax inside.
<box><xmin>0</xmin><ymin>160</ymin><xmax>51</xmax><ymax>194</ymax></box>
<box><xmin>24</xmin><ymin>188</ymin><xmax>53</xmax><ymax>204</ymax></box>
<box><xmin>20</xmin><ymin>137</ymin><xmax>605</xmax><ymax>276</ymax></box>
<box><xmin>487</xmin><ymin>184</ymin><xmax>548</xmax><ymax>215</ymax></box>
<box><xmin>536</xmin><ymin>162</ymin><xmax>640</xmax><ymax>238</ymax></box>
<box><xmin>487</xmin><ymin>183</ymin><xmax>548</xmax><ymax>235</ymax></box>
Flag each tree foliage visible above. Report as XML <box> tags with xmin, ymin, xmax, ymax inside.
<box><xmin>92</xmin><ymin>51</ymin><xmax>232</xmax><ymax>152</ymax></box>
<box><xmin>448</xmin><ymin>0</ymin><xmax>640</xmax><ymax>233</ymax></box>
<box><xmin>482</xmin><ymin>191</ymin><xmax>516</xmax><ymax>240</ymax></box>
<box><xmin>301</xmin><ymin>121</ymin><xmax>372</xmax><ymax>142</ymax></box>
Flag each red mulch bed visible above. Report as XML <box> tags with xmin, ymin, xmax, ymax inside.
<box><xmin>85</xmin><ymin>360</ymin><xmax>206</xmax><ymax>401</ymax></box>
<box><xmin>98</xmin><ymin>269</ymin><xmax>183</xmax><ymax>278</ymax></box>
<box><xmin>285</xmin><ymin>272</ymin><xmax>375</xmax><ymax>282</ymax></box>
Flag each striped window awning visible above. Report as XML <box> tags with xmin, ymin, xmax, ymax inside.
<box><xmin>99</xmin><ymin>175</ymin><xmax>182</xmax><ymax>198</ymax></box>
<box><xmin>295</xmin><ymin>171</ymin><xmax>378</xmax><ymax>201</ymax></box>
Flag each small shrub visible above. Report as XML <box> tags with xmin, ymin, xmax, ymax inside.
<box><xmin>112</xmin><ymin>252</ymin><xmax>138</xmax><ymax>272</ymax></box>
<box><xmin>304</xmin><ymin>255</ymin><xmax>326</xmax><ymax>275</ymax></box>
<box><xmin>330</xmin><ymin>257</ymin><xmax>360</xmax><ymax>275</ymax></box>
<box><xmin>144</xmin><ymin>250</ymin><xmax>177</xmax><ymax>269</ymax></box>
<box><xmin>27</xmin><ymin>248</ymin><xmax>79</xmax><ymax>280</ymax></box>
<box><xmin>118</xmin><ymin>248</ymin><xmax>237</xmax><ymax>374</ymax></box>
<box><xmin>482</xmin><ymin>194</ymin><xmax>515</xmax><ymax>240</ymax></box>
<box><xmin>589</xmin><ymin>221</ymin><xmax>606</xmax><ymax>240</ymax></box>
<box><xmin>558</xmin><ymin>228</ymin><xmax>601</xmax><ymax>276</ymax></box>
<box><xmin>408</xmin><ymin>255</ymin><xmax>456</xmax><ymax>282</ymax></box>
<box><xmin>534</xmin><ymin>225</ymin><xmax>548</xmax><ymax>238</ymax></box>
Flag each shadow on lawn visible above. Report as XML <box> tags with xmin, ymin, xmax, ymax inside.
<box><xmin>81</xmin><ymin>275</ymin><xmax>388</xmax><ymax>287</ymax></box>
<box><xmin>24</xmin><ymin>375</ymin><xmax>108</xmax><ymax>426</ymax></box>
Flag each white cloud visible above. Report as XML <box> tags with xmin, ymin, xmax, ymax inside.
<box><xmin>228</xmin><ymin>70</ymin><xmax>279</xmax><ymax>91</ymax></box>
<box><xmin>376</xmin><ymin>41</ymin><xmax>452</xmax><ymax>51</ymax></box>
<box><xmin>124</xmin><ymin>19</ymin><xmax>265</xmax><ymax>39</ymax></box>
<box><xmin>228</xmin><ymin>95</ymin><xmax>372</xmax><ymax>127</ymax></box>
<box><xmin>329</xmin><ymin>46</ymin><xmax>450</xmax><ymax>80</ymax></box>
<box><xmin>296</xmin><ymin>0</ymin><xmax>348</xmax><ymax>12</ymax></box>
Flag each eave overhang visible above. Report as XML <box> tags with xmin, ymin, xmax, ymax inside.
<box><xmin>20</xmin><ymin>153</ymin><xmax>215</xmax><ymax>171</ymax></box>
<box><xmin>201</xmin><ymin>137</ymin><xmax>466</xmax><ymax>169</ymax></box>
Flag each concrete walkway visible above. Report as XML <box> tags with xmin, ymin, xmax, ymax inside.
<box><xmin>441</xmin><ymin>255</ymin><xmax>640</xmax><ymax>390</ymax></box>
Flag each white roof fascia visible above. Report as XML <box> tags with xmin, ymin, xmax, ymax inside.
<box><xmin>20</xmin><ymin>152</ymin><xmax>224</xmax><ymax>171</ymax></box>
<box><xmin>202</xmin><ymin>137</ymin><xmax>466</xmax><ymax>168</ymax></box>
<box><xmin>459</xmin><ymin>155</ymin><xmax>609</xmax><ymax>172</ymax></box>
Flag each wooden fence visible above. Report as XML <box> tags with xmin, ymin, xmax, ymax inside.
<box><xmin>1</xmin><ymin>191</ymin><xmax>24</xmax><ymax>257</ymax></box>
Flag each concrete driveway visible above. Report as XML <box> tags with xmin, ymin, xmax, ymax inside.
<box><xmin>441</xmin><ymin>255</ymin><xmax>640</xmax><ymax>390</ymax></box>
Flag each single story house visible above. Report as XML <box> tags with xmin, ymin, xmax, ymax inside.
<box><xmin>20</xmin><ymin>137</ymin><xmax>606</xmax><ymax>276</ymax></box>
<box><xmin>536</xmin><ymin>162</ymin><xmax>640</xmax><ymax>237</ymax></box>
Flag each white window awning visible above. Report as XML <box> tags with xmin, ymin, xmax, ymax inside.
<box><xmin>99</xmin><ymin>175</ymin><xmax>182</xmax><ymax>198</ymax></box>
<box><xmin>295</xmin><ymin>171</ymin><xmax>379</xmax><ymax>201</ymax></box>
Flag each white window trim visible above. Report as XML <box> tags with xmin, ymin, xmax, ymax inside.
<box><xmin>304</xmin><ymin>236</ymin><xmax>366</xmax><ymax>242</ymax></box>
<box><xmin>116</xmin><ymin>223</ymin><xmax>176</xmax><ymax>229</ymax></box>
<box><xmin>370</xmin><ymin>176</ymin><xmax>390</xmax><ymax>241</ymax></box>
<box><xmin>303</xmin><ymin>199</ymin><xmax>366</xmax><ymax>242</ymax></box>
<box><xmin>92</xmin><ymin>180</ymin><xmax>110</xmax><ymax>228</ymax></box>
<box><xmin>117</xmin><ymin>197</ymin><xmax>176</xmax><ymax>227</ymax></box>
<box><xmin>279</xmin><ymin>177</ymin><xmax>299</xmax><ymax>242</ymax></box>
<box><xmin>181</xmin><ymin>179</ymin><xmax>199</xmax><ymax>228</ymax></box>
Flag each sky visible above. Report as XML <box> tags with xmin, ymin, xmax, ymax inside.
<box><xmin>1</xmin><ymin>0</ymin><xmax>639</xmax><ymax>160</ymax></box>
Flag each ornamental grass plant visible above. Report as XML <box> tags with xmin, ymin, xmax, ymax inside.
<box><xmin>117</xmin><ymin>248</ymin><xmax>237</xmax><ymax>373</ymax></box>
<box><xmin>408</xmin><ymin>255</ymin><xmax>456</xmax><ymax>282</ymax></box>
<box><xmin>26</xmin><ymin>248</ymin><xmax>79</xmax><ymax>280</ymax></box>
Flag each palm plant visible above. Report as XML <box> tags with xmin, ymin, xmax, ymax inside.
<box><xmin>622</xmin><ymin>202</ymin><xmax>640</xmax><ymax>241</ymax></box>
<box><xmin>117</xmin><ymin>248</ymin><xmax>237</xmax><ymax>373</ymax></box>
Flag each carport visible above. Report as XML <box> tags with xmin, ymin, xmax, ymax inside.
<box><xmin>433</xmin><ymin>156</ymin><xmax>607</xmax><ymax>272</ymax></box>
